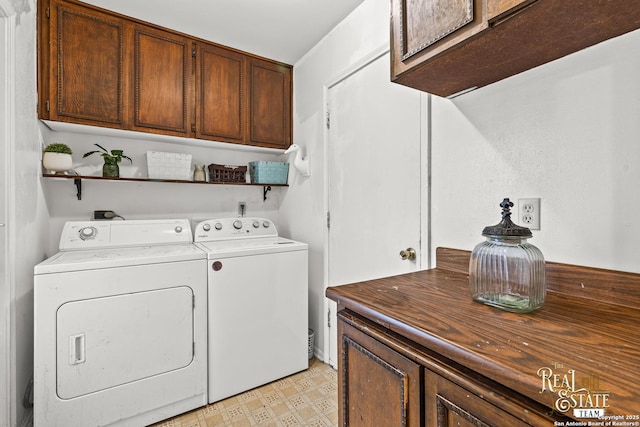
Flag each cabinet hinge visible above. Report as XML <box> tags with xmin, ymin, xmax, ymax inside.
<box><xmin>192</xmin><ymin>48</ymin><xmax>196</xmax><ymax>58</ymax></box>
<box><xmin>327</xmin><ymin>306</ymin><xmax>331</xmax><ymax>328</ymax></box>
<box><xmin>191</xmin><ymin>123</ymin><xmax>196</xmax><ymax>132</ymax></box>
<box><xmin>326</xmin><ymin>211</ymin><xmax>330</xmax><ymax>229</ymax></box>
<box><xmin>46</xmin><ymin>100</ymin><xmax>50</xmax><ymax>112</ymax></box>
<box><xmin>193</xmin><ymin>342</ymin><xmax>195</xmax><ymax>356</ymax></box>
<box><xmin>46</xmin><ymin>7</ymin><xmax>50</xmax><ymax>18</ymax></box>
<box><xmin>193</xmin><ymin>295</ymin><xmax>195</xmax><ymax>308</ymax></box>
<box><xmin>326</xmin><ymin>111</ymin><xmax>330</xmax><ymax>129</ymax></box>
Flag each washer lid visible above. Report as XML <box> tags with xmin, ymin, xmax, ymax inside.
<box><xmin>196</xmin><ymin>236</ymin><xmax>307</xmax><ymax>258</ymax></box>
<box><xmin>34</xmin><ymin>244</ymin><xmax>206</xmax><ymax>274</ymax></box>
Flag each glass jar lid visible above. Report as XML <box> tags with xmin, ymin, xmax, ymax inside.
<box><xmin>482</xmin><ymin>198</ymin><xmax>532</xmax><ymax>238</ymax></box>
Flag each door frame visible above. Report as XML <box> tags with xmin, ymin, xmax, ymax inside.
<box><xmin>321</xmin><ymin>44</ymin><xmax>431</xmax><ymax>367</ymax></box>
<box><xmin>0</xmin><ymin>1</ymin><xmax>16</xmax><ymax>425</ymax></box>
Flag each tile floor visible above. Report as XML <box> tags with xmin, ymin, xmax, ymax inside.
<box><xmin>150</xmin><ymin>358</ymin><xmax>338</xmax><ymax>427</ymax></box>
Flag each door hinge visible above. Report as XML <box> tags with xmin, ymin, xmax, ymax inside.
<box><xmin>326</xmin><ymin>211</ymin><xmax>330</xmax><ymax>229</ymax></box>
<box><xmin>46</xmin><ymin>7</ymin><xmax>50</xmax><ymax>18</ymax></box>
<box><xmin>193</xmin><ymin>295</ymin><xmax>196</xmax><ymax>308</ymax></box>
<box><xmin>46</xmin><ymin>100</ymin><xmax>50</xmax><ymax>112</ymax></box>
<box><xmin>326</xmin><ymin>111</ymin><xmax>330</xmax><ymax>129</ymax></box>
<box><xmin>327</xmin><ymin>306</ymin><xmax>331</xmax><ymax>328</ymax></box>
<box><xmin>193</xmin><ymin>342</ymin><xmax>195</xmax><ymax>356</ymax></box>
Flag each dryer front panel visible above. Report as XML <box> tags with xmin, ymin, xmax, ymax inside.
<box><xmin>56</xmin><ymin>286</ymin><xmax>194</xmax><ymax>399</ymax></box>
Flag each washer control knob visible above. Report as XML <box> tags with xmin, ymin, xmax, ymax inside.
<box><xmin>79</xmin><ymin>226</ymin><xmax>97</xmax><ymax>240</ymax></box>
<box><xmin>214</xmin><ymin>223</ymin><xmax>223</xmax><ymax>231</ymax></box>
<box><xmin>175</xmin><ymin>226</ymin><xmax>183</xmax><ymax>233</ymax></box>
<box><xmin>263</xmin><ymin>221</ymin><xmax>270</xmax><ymax>228</ymax></box>
<box><xmin>202</xmin><ymin>223</ymin><xmax>211</xmax><ymax>232</ymax></box>
<box><xmin>253</xmin><ymin>221</ymin><xmax>260</xmax><ymax>228</ymax></box>
<box><xmin>233</xmin><ymin>220</ymin><xmax>243</xmax><ymax>230</ymax></box>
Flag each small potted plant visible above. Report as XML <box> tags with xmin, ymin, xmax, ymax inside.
<box><xmin>43</xmin><ymin>143</ymin><xmax>73</xmax><ymax>174</ymax></box>
<box><xmin>83</xmin><ymin>143</ymin><xmax>132</xmax><ymax>178</ymax></box>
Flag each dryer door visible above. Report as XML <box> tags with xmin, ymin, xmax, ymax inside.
<box><xmin>56</xmin><ymin>286</ymin><xmax>194</xmax><ymax>399</ymax></box>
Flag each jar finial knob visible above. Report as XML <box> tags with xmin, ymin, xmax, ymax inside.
<box><xmin>500</xmin><ymin>198</ymin><xmax>514</xmax><ymax>219</ymax></box>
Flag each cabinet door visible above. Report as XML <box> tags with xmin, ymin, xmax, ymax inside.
<box><xmin>195</xmin><ymin>42</ymin><xmax>246</xmax><ymax>144</ymax></box>
<box><xmin>43</xmin><ymin>0</ymin><xmax>129</xmax><ymax>128</ymax></box>
<box><xmin>425</xmin><ymin>369</ymin><xmax>541</xmax><ymax>427</ymax></box>
<box><xmin>247</xmin><ymin>58</ymin><xmax>292</xmax><ymax>149</ymax></box>
<box><xmin>391</xmin><ymin>0</ymin><xmax>487</xmax><ymax>81</ymax></box>
<box><xmin>339</xmin><ymin>317</ymin><xmax>421</xmax><ymax>427</ymax></box>
<box><xmin>131</xmin><ymin>24</ymin><xmax>193</xmax><ymax>137</ymax></box>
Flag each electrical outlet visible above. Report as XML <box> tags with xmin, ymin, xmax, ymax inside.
<box><xmin>238</xmin><ymin>202</ymin><xmax>246</xmax><ymax>217</ymax></box>
<box><xmin>518</xmin><ymin>198</ymin><xmax>540</xmax><ymax>230</ymax></box>
<box><xmin>94</xmin><ymin>210</ymin><xmax>114</xmax><ymax>220</ymax></box>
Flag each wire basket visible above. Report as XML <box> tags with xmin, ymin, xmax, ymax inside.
<box><xmin>207</xmin><ymin>164</ymin><xmax>247</xmax><ymax>183</ymax></box>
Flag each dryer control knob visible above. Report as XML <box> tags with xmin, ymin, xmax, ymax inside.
<box><xmin>175</xmin><ymin>226</ymin><xmax>183</xmax><ymax>233</ymax></box>
<box><xmin>203</xmin><ymin>223</ymin><xmax>211</xmax><ymax>232</ymax></box>
<box><xmin>233</xmin><ymin>220</ymin><xmax>243</xmax><ymax>230</ymax></box>
<box><xmin>214</xmin><ymin>223</ymin><xmax>223</xmax><ymax>231</ymax></box>
<box><xmin>263</xmin><ymin>221</ymin><xmax>270</xmax><ymax>228</ymax></box>
<box><xmin>253</xmin><ymin>221</ymin><xmax>260</xmax><ymax>228</ymax></box>
<box><xmin>79</xmin><ymin>226</ymin><xmax>97</xmax><ymax>240</ymax></box>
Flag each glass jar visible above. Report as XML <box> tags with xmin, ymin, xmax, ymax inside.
<box><xmin>469</xmin><ymin>198</ymin><xmax>545</xmax><ymax>313</ymax></box>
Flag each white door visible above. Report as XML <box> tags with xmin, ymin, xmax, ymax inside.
<box><xmin>326</xmin><ymin>50</ymin><xmax>428</xmax><ymax>366</ymax></box>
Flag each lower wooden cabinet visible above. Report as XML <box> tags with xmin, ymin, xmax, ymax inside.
<box><xmin>339</xmin><ymin>318</ymin><xmax>422</xmax><ymax>427</ymax></box>
<box><xmin>338</xmin><ymin>311</ymin><xmax>562</xmax><ymax>427</ymax></box>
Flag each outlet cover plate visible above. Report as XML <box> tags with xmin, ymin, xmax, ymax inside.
<box><xmin>518</xmin><ymin>198</ymin><xmax>540</xmax><ymax>230</ymax></box>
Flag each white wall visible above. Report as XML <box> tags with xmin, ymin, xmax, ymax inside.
<box><xmin>40</xmin><ymin>124</ymin><xmax>286</xmax><ymax>255</ymax></box>
<box><xmin>431</xmin><ymin>28</ymin><xmax>640</xmax><ymax>274</ymax></box>
<box><xmin>7</xmin><ymin>0</ymin><xmax>48</xmax><ymax>425</ymax></box>
<box><xmin>282</xmin><ymin>0</ymin><xmax>389</xmax><ymax>360</ymax></box>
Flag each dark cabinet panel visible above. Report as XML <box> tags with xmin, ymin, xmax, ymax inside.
<box><xmin>132</xmin><ymin>26</ymin><xmax>192</xmax><ymax>136</ymax></box>
<box><xmin>44</xmin><ymin>1</ymin><xmax>127</xmax><ymax>127</ymax></box>
<box><xmin>339</xmin><ymin>318</ymin><xmax>422</xmax><ymax>427</ymax></box>
<box><xmin>196</xmin><ymin>43</ymin><xmax>246</xmax><ymax>143</ymax></box>
<box><xmin>248</xmin><ymin>58</ymin><xmax>292</xmax><ymax>149</ymax></box>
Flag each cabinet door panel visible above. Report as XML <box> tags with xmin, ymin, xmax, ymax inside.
<box><xmin>248</xmin><ymin>59</ymin><xmax>292</xmax><ymax>149</ymax></box>
<box><xmin>50</xmin><ymin>3</ymin><xmax>126</xmax><ymax>127</ymax></box>
<box><xmin>425</xmin><ymin>369</ymin><xmax>531</xmax><ymax>427</ymax></box>
<box><xmin>196</xmin><ymin>43</ymin><xmax>245</xmax><ymax>143</ymax></box>
<box><xmin>133</xmin><ymin>26</ymin><xmax>192</xmax><ymax>136</ymax></box>
<box><xmin>339</xmin><ymin>319</ymin><xmax>421</xmax><ymax>427</ymax></box>
<box><xmin>391</xmin><ymin>0</ymin><xmax>486</xmax><ymax>79</ymax></box>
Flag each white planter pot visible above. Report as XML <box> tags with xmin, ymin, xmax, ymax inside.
<box><xmin>42</xmin><ymin>152</ymin><xmax>73</xmax><ymax>174</ymax></box>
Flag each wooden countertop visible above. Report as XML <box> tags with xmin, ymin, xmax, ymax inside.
<box><xmin>326</xmin><ymin>248</ymin><xmax>640</xmax><ymax>419</ymax></box>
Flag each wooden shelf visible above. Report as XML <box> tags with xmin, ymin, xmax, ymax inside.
<box><xmin>43</xmin><ymin>173</ymin><xmax>288</xmax><ymax>200</ymax></box>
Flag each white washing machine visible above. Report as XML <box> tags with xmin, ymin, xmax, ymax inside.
<box><xmin>193</xmin><ymin>217</ymin><xmax>308</xmax><ymax>403</ymax></box>
<box><xmin>33</xmin><ymin>219</ymin><xmax>207</xmax><ymax>427</ymax></box>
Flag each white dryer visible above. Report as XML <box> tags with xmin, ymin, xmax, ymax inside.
<box><xmin>34</xmin><ymin>219</ymin><xmax>207</xmax><ymax>427</ymax></box>
<box><xmin>193</xmin><ymin>217</ymin><xmax>308</xmax><ymax>403</ymax></box>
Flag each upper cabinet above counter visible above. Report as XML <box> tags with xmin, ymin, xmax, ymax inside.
<box><xmin>390</xmin><ymin>0</ymin><xmax>640</xmax><ymax>98</ymax></box>
<box><xmin>37</xmin><ymin>0</ymin><xmax>292</xmax><ymax>150</ymax></box>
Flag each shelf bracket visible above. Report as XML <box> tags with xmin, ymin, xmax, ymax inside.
<box><xmin>263</xmin><ymin>185</ymin><xmax>272</xmax><ymax>202</ymax></box>
<box><xmin>74</xmin><ymin>178</ymin><xmax>82</xmax><ymax>200</ymax></box>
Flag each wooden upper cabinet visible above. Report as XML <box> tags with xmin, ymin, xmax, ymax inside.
<box><xmin>195</xmin><ymin>42</ymin><xmax>246</xmax><ymax>144</ymax></box>
<box><xmin>39</xmin><ymin>0</ymin><xmax>293</xmax><ymax>149</ymax></box>
<box><xmin>391</xmin><ymin>0</ymin><xmax>640</xmax><ymax>97</ymax></box>
<box><xmin>40</xmin><ymin>0</ymin><xmax>128</xmax><ymax>128</ymax></box>
<box><xmin>131</xmin><ymin>25</ymin><xmax>192</xmax><ymax>137</ymax></box>
<box><xmin>248</xmin><ymin>58</ymin><xmax>292</xmax><ymax>149</ymax></box>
